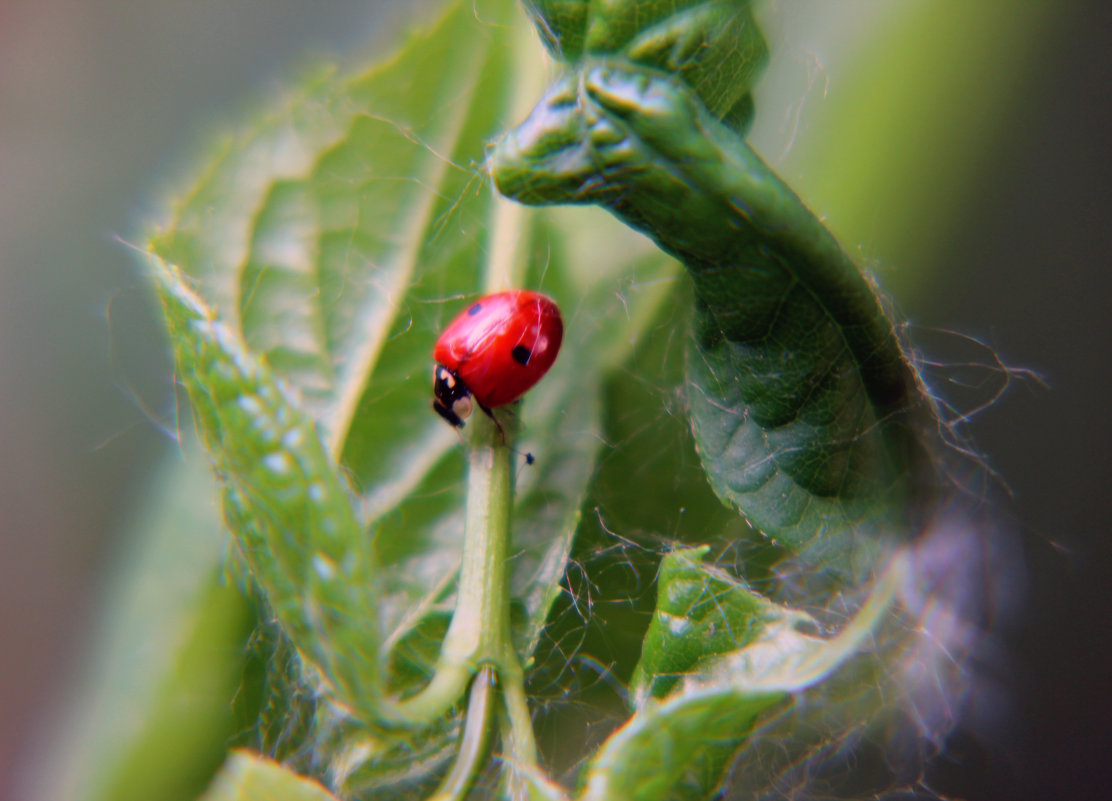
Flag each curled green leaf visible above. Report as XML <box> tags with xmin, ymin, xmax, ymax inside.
<box><xmin>520</xmin><ymin>0</ymin><xmax>767</xmax><ymax>130</ymax></box>
<box><xmin>491</xmin><ymin>62</ymin><xmax>938</xmax><ymax>574</ymax></box>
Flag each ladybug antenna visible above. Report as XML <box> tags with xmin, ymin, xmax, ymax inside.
<box><xmin>509</xmin><ymin>446</ymin><xmax>535</xmax><ymax>466</ymax></box>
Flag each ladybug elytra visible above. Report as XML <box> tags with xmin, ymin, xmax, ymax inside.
<box><xmin>433</xmin><ymin>290</ymin><xmax>563</xmax><ymax>427</ymax></box>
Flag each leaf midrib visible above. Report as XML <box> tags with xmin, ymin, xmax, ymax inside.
<box><xmin>324</xmin><ymin>53</ymin><xmax>495</xmax><ymax>456</ymax></box>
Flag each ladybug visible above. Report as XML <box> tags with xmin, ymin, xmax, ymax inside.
<box><xmin>433</xmin><ymin>290</ymin><xmax>563</xmax><ymax>428</ymax></box>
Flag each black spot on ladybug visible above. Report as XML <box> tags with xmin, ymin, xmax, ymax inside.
<box><xmin>468</xmin><ymin>303</ymin><xmax>482</xmax><ymax>316</ymax></box>
<box><xmin>511</xmin><ymin>345</ymin><xmax>531</xmax><ymax>365</ymax></box>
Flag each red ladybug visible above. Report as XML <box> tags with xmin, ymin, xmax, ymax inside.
<box><xmin>433</xmin><ymin>290</ymin><xmax>563</xmax><ymax>427</ymax></box>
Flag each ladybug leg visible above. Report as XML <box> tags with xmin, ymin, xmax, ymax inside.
<box><xmin>477</xmin><ymin>401</ymin><xmax>507</xmax><ymax>442</ymax></box>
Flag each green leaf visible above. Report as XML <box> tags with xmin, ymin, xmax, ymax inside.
<box><xmin>585</xmin><ymin>690</ymin><xmax>790</xmax><ymax>801</ymax></box>
<box><xmin>151</xmin><ymin>259</ymin><xmax>385</xmax><ymax>725</ymax></box>
<box><xmin>520</xmin><ymin>0</ymin><xmax>767</xmax><ymax>130</ymax></box>
<box><xmin>36</xmin><ymin>450</ymin><xmax>253</xmax><ymax>801</ymax></box>
<box><xmin>579</xmin><ymin>555</ymin><xmax>903</xmax><ymax>801</ymax></box>
<box><xmin>630</xmin><ymin>546</ymin><xmax>812</xmax><ymax>707</ymax></box>
<box><xmin>200</xmin><ymin>751</ymin><xmax>341</xmax><ymax>801</ymax></box>
<box><xmin>146</xmin><ymin>0</ymin><xmax>672</xmax><ymax>791</ymax></box>
<box><xmin>515</xmin><ymin>768</ymin><xmax>572</xmax><ymax>801</ymax></box>
<box><xmin>491</xmin><ymin>62</ymin><xmax>937</xmax><ymax>576</ymax></box>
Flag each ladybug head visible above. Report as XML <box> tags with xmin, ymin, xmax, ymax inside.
<box><xmin>432</xmin><ymin>364</ymin><xmax>473</xmax><ymax>428</ymax></box>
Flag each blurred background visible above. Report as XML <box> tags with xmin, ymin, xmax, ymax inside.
<box><xmin>0</xmin><ymin>2</ymin><xmax>1108</xmax><ymax>800</ymax></box>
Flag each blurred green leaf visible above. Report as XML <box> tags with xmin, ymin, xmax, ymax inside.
<box><xmin>37</xmin><ymin>450</ymin><xmax>253</xmax><ymax>801</ymax></box>
<box><xmin>199</xmin><ymin>751</ymin><xmax>340</xmax><ymax>801</ymax></box>
<box><xmin>759</xmin><ymin>2</ymin><xmax>1061</xmax><ymax>294</ymax></box>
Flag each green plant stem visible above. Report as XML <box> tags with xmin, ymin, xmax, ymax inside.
<box><xmin>498</xmin><ymin>653</ymin><xmax>540</xmax><ymax>800</ymax></box>
<box><xmin>393</xmin><ymin>411</ymin><xmax>524</xmax><ymax>726</ymax></box>
<box><xmin>426</xmin><ymin>666</ymin><xmax>497</xmax><ymax>801</ymax></box>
